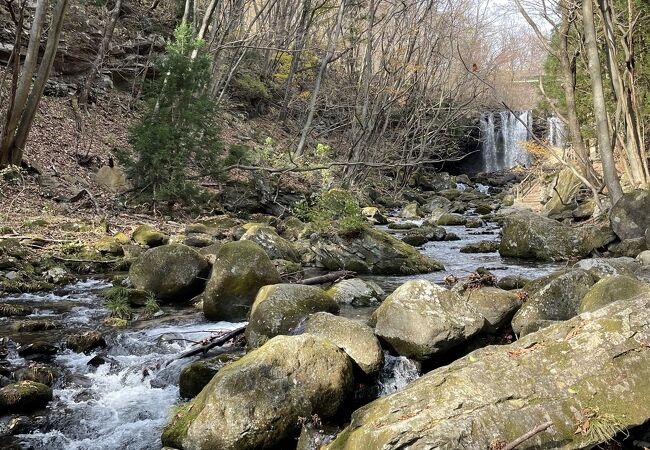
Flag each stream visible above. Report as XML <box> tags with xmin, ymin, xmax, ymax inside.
<box><xmin>0</xmin><ymin>215</ymin><xmax>563</xmax><ymax>450</ymax></box>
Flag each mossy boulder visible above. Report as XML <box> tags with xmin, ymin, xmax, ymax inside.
<box><xmin>610</xmin><ymin>189</ymin><xmax>650</xmax><ymax>240</ymax></box>
<box><xmin>246</xmin><ymin>284</ymin><xmax>339</xmax><ymax>348</ymax></box>
<box><xmin>0</xmin><ymin>303</ymin><xmax>32</xmax><ymax>317</ymax></box>
<box><xmin>512</xmin><ymin>269</ymin><xmax>596</xmax><ymax>336</ymax></box>
<box><xmin>310</xmin><ymin>228</ymin><xmax>443</xmax><ymax>275</ymax></box>
<box><xmin>304</xmin><ymin>312</ymin><xmax>383</xmax><ymax>375</ymax></box>
<box><xmin>402</xmin><ymin>226</ymin><xmax>446</xmax><ymax>247</ymax></box>
<box><xmin>459</xmin><ymin>287</ymin><xmax>522</xmax><ymax>331</ymax></box>
<box><xmin>240</xmin><ymin>224</ymin><xmax>299</xmax><ymax>262</ymax></box>
<box><xmin>326</xmin><ymin>278</ymin><xmax>385</xmax><ymax>307</ymax></box>
<box><xmin>272</xmin><ymin>258</ymin><xmax>302</xmax><ymax>276</ymax></box>
<box><xmin>0</xmin><ymin>381</ymin><xmax>53</xmax><ymax>413</ymax></box>
<box><xmin>13</xmin><ymin>363</ymin><xmax>57</xmax><ymax>386</ymax></box>
<box><xmin>326</xmin><ymin>295</ymin><xmax>650</xmax><ymax>450</ymax></box>
<box><xmin>162</xmin><ymin>334</ymin><xmax>353</xmax><ymax>450</ymax></box>
<box><xmin>361</xmin><ymin>207</ymin><xmax>389</xmax><ymax>225</ymax></box>
<box><xmin>435</xmin><ymin>212</ymin><xmax>466</xmax><ymax>226</ymax></box>
<box><xmin>400</xmin><ymin>202</ymin><xmax>421</xmax><ymax>219</ymax></box>
<box><xmin>179</xmin><ymin>353</ymin><xmax>243</xmax><ymax>399</ymax></box>
<box><xmin>95</xmin><ymin>232</ymin><xmax>129</xmax><ymax>255</ymax></box>
<box><xmin>387</xmin><ymin>222</ymin><xmax>418</xmax><ymax>230</ymax></box>
<box><xmin>64</xmin><ymin>330</ymin><xmax>107</xmax><ymax>353</ymax></box>
<box><xmin>579</xmin><ymin>275</ymin><xmax>650</xmax><ymax>313</ymax></box>
<box><xmin>203</xmin><ymin>241</ymin><xmax>281</xmax><ymax>321</ymax></box>
<box><xmin>129</xmin><ymin>244</ymin><xmax>209</xmax><ymax>302</ymax></box>
<box><xmin>132</xmin><ymin>225</ymin><xmax>169</xmax><ymax>247</ymax></box>
<box><xmin>500</xmin><ymin>211</ymin><xmax>615</xmax><ymax>261</ymax></box>
<box><xmin>280</xmin><ymin>217</ymin><xmax>307</xmax><ymax>240</ymax></box>
<box><xmin>460</xmin><ymin>240</ymin><xmax>499</xmax><ymax>253</ymax></box>
<box><xmin>497</xmin><ymin>275</ymin><xmax>530</xmax><ymax>290</ymax></box>
<box><xmin>373</xmin><ymin>280</ymin><xmax>485</xmax><ymax>360</ymax></box>
<box><xmin>608</xmin><ymin>237</ymin><xmax>647</xmax><ymax>258</ymax></box>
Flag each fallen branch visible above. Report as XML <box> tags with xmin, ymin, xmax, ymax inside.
<box><xmin>297</xmin><ymin>270</ymin><xmax>355</xmax><ymax>285</ymax></box>
<box><xmin>52</xmin><ymin>255</ymin><xmax>121</xmax><ymax>264</ymax></box>
<box><xmin>177</xmin><ymin>326</ymin><xmax>246</xmax><ymax>360</ymax></box>
<box><xmin>503</xmin><ymin>421</ymin><xmax>553</xmax><ymax>450</ymax></box>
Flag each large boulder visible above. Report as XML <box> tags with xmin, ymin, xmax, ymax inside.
<box><xmin>372</xmin><ymin>280</ymin><xmax>485</xmax><ymax>360</ymax></box>
<box><xmin>499</xmin><ymin>211</ymin><xmax>614</xmax><ymax>261</ymax></box>
<box><xmin>326</xmin><ymin>278</ymin><xmax>385</xmax><ymax>307</ymax></box>
<box><xmin>610</xmin><ymin>189</ymin><xmax>650</xmax><ymax>240</ymax></box>
<box><xmin>129</xmin><ymin>244</ymin><xmax>209</xmax><ymax>302</ymax></box>
<box><xmin>95</xmin><ymin>165</ymin><xmax>128</xmax><ymax>193</ymax></box>
<box><xmin>326</xmin><ymin>296</ymin><xmax>650</xmax><ymax>450</ymax></box>
<box><xmin>0</xmin><ymin>381</ymin><xmax>53</xmax><ymax>413</ymax></box>
<box><xmin>579</xmin><ymin>275</ymin><xmax>650</xmax><ymax>313</ymax></box>
<box><xmin>459</xmin><ymin>287</ymin><xmax>522</xmax><ymax>331</ymax></box>
<box><xmin>511</xmin><ymin>269</ymin><xmax>596</xmax><ymax>336</ymax></box>
<box><xmin>240</xmin><ymin>224</ymin><xmax>299</xmax><ymax>262</ymax></box>
<box><xmin>131</xmin><ymin>224</ymin><xmax>169</xmax><ymax>247</ymax></box>
<box><xmin>544</xmin><ymin>168</ymin><xmax>582</xmax><ymax>213</ymax></box>
<box><xmin>310</xmin><ymin>228</ymin><xmax>443</xmax><ymax>275</ymax></box>
<box><xmin>400</xmin><ymin>203</ymin><xmax>421</xmax><ymax>219</ymax></box>
<box><xmin>246</xmin><ymin>284</ymin><xmax>339</xmax><ymax>347</ymax></box>
<box><xmin>179</xmin><ymin>353</ymin><xmax>243</xmax><ymax>399</ymax></box>
<box><xmin>203</xmin><ymin>241</ymin><xmax>281</xmax><ymax>321</ymax></box>
<box><xmin>162</xmin><ymin>334</ymin><xmax>354</xmax><ymax>450</ymax></box>
<box><xmin>575</xmin><ymin>257</ymin><xmax>639</xmax><ymax>279</ymax></box>
<box><xmin>304</xmin><ymin>312</ymin><xmax>383</xmax><ymax>375</ymax></box>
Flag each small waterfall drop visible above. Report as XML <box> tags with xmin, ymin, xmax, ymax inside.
<box><xmin>480</xmin><ymin>111</ymin><xmax>532</xmax><ymax>172</ymax></box>
<box><xmin>547</xmin><ymin>116</ymin><xmax>566</xmax><ymax>148</ymax></box>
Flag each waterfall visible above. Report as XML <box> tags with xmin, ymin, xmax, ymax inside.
<box><xmin>547</xmin><ymin>116</ymin><xmax>566</xmax><ymax>148</ymax></box>
<box><xmin>480</xmin><ymin>111</ymin><xmax>532</xmax><ymax>172</ymax></box>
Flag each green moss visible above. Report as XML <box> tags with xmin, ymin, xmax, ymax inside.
<box><xmin>161</xmin><ymin>402</ymin><xmax>201</xmax><ymax>448</ymax></box>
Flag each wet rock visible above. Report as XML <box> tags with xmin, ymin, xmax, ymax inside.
<box><xmin>131</xmin><ymin>225</ymin><xmax>169</xmax><ymax>247</ymax></box>
<box><xmin>310</xmin><ymin>228</ymin><xmax>443</xmax><ymax>275</ymax></box>
<box><xmin>179</xmin><ymin>353</ymin><xmax>243</xmax><ymax>399</ymax></box>
<box><xmin>386</xmin><ymin>222</ymin><xmax>418</xmax><ymax>230</ymax></box>
<box><xmin>608</xmin><ymin>237</ymin><xmax>647</xmax><ymax>258</ymax></box>
<box><xmin>459</xmin><ymin>287</ymin><xmax>522</xmax><ymax>331</ymax></box>
<box><xmin>13</xmin><ymin>363</ymin><xmax>57</xmax><ymax>386</ymax></box>
<box><xmin>246</xmin><ymin>284</ymin><xmax>339</xmax><ymax>348</ymax></box>
<box><xmin>44</xmin><ymin>266</ymin><xmax>71</xmax><ymax>285</ymax></box>
<box><xmin>432</xmin><ymin>211</ymin><xmax>466</xmax><ymax>226</ymax></box>
<box><xmin>459</xmin><ymin>240</ymin><xmax>499</xmax><ymax>253</ymax></box>
<box><xmin>511</xmin><ymin>269</ymin><xmax>596</xmax><ymax>336</ymax></box>
<box><xmin>372</xmin><ymin>280</ymin><xmax>485</xmax><ymax>360</ymax></box>
<box><xmin>17</xmin><ymin>342</ymin><xmax>57</xmax><ymax>358</ymax></box>
<box><xmin>361</xmin><ymin>207</ymin><xmax>389</xmax><ymax>225</ymax></box>
<box><xmin>0</xmin><ymin>381</ymin><xmax>52</xmax><ymax>413</ymax></box>
<box><xmin>438</xmin><ymin>188</ymin><xmax>462</xmax><ymax>201</ymax></box>
<box><xmin>326</xmin><ymin>296</ymin><xmax>650</xmax><ymax>450</ymax></box>
<box><xmin>12</xmin><ymin>320</ymin><xmax>59</xmax><ymax>332</ymax></box>
<box><xmin>610</xmin><ymin>189</ymin><xmax>650</xmax><ymax>240</ymax></box>
<box><xmin>579</xmin><ymin>275</ymin><xmax>650</xmax><ymax>313</ymax></box>
<box><xmin>64</xmin><ymin>330</ymin><xmax>107</xmax><ymax>353</ymax></box>
<box><xmin>272</xmin><ymin>258</ymin><xmax>301</xmax><ymax>276</ymax></box>
<box><xmin>402</xmin><ymin>226</ymin><xmax>446</xmax><ymax>246</ymax></box>
<box><xmin>0</xmin><ymin>304</ymin><xmax>32</xmax><ymax>317</ymax></box>
<box><xmin>497</xmin><ymin>275</ymin><xmax>529</xmax><ymax>290</ymax></box>
<box><xmin>326</xmin><ymin>278</ymin><xmax>385</xmax><ymax>307</ymax></box>
<box><xmin>162</xmin><ymin>334</ymin><xmax>353</xmax><ymax>450</ymax></box>
<box><xmin>240</xmin><ymin>224</ymin><xmax>299</xmax><ymax>262</ymax></box>
<box><xmin>499</xmin><ymin>211</ymin><xmax>615</xmax><ymax>261</ymax></box>
<box><xmin>464</xmin><ymin>217</ymin><xmax>484</xmax><ymax>228</ymax></box>
<box><xmin>400</xmin><ymin>202</ymin><xmax>421</xmax><ymax>219</ymax></box>
<box><xmin>422</xmin><ymin>195</ymin><xmax>452</xmax><ymax>213</ymax></box>
<box><xmin>305</xmin><ymin>312</ymin><xmax>383</xmax><ymax>375</ymax></box>
<box><xmin>203</xmin><ymin>240</ymin><xmax>281</xmax><ymax>321</ymax></box>
<box><xmin>443</xmin><ymin>232</ymin><xmax>460</xmax><ymax>241</ymax></box>
<box><xmin>129</xmin><ymin>244</ymin><xmax>209</xmax><ymax>302</ymax></box>
<box><xmin>416</xmin><ymin>172</ymin><xmax>453</xmax><ymax>191</ymax></box>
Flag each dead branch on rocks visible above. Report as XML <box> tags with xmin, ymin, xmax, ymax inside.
<box><xmin>502</xmin><ymin>421</ymin><xmax>553</xmax><ymax>450</ymax></box>
<box><xmin>176</xmin><ymin>326</ymin><xmax>246</xmax><ymax>360</ymax></box>
<box><xmin>297</xmin><ymin>270</ymin><xmax>355</xmax><ymax>285</ymax></box>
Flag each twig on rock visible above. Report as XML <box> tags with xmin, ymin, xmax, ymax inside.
<box><xmin>503</xmin><ymin>421</ymin><xmax>553</xmax><ymax>450</ymax></box>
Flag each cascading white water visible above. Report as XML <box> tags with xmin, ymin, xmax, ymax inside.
<box><xmin>480</xmin><ymin>111</ymin><xmax>532</xmax><ymax>172</ymax></box>
<box><xmin>376</xmin><ymin>352</ymin><xmax>419</xmax><ymax>396</ymax></box>
<box><xmin>547</xmin><ymin>116</ymin><xmax>566</xmax><ymax>148</ymax></box>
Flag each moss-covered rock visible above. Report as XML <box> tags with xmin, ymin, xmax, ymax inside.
<box><xmin>387</xmin><ymin>222</ymin><xmax>418</xmax><ymax>230</ymax></box>
<box><xmin>129</xmin><ymin>244</ymin><xmax>209</xmax><ymax>302</ymax></box>
<box><xmin>203</xmin><ymin>241</ymin><xmax>281</xmax><ymax>321</ymax></box>
<box><xmin>499</xmin><ymin>211</ymin><xmax>615</xmax><ymax>261</ymax></box>
<box><xmin>64</xmin><ymin>330</ymin><xmax>107</xmax><ymax>353</ymax></box>
<box><xmin>246</xmin><ymin>284</ymin><xmax>339</xmax><ymax>347</ymax></box>
<box><xmin>311</xmin><ymin>228</ymin><xmax>443</xmax><ymax>275</ymax></box>
<box><xmin>435</xmin><ymin>212</ymin><xmax>466</xmax><ymax>226</ymax></box>
<box><xmin>579</xmin><ymin>275</ymin><xmax>650</xmax><ymax>313</ymax></box>
<box><xmin>460</xmin><ymin>240</ymin><xmax>499</xmax><ymax>253</ymax></box>
<box><xmin>400</xmin><ymin>202</ymin><xmax>421</xmax><ymax>219</ymax></box>
<box><xmin>94</xmin><ymin>233</ymin><xmax>129</xmax><ymax>256</ymax></box>
<box><xmin>179</xmin><ymin>353</ymin><xmax>243</xmax><ymax>399</ymax></box>
<box><xmin>13</xmin><ymin>363</ymin><xmax>57</xmax><ymax>386</ymax></box>
<box><xmin>497</xmin><ymin>275</ymin><xmax>530</xmax><ymax>290</ymax></box>
<box><xmin>132</xmin><ymin>225</ymin><xmax>169</xmax><ymax>247</ymax></box>
<box><xmin>326</xmin><ymin>278</ymin><xmax>385</xmax><ymax>307</ymax></box>
<box><xmin>511</xmin><ymin>269</ymin><xmax>596</xmax><ymax>336</ymax></box>
<box><xmin>305</xmin><ymin>312</ymin><xmax>383</xmax><ymax>375</ymax></box>
<box><xmin>608</xmin><ymin>237</ymin><xmax>647</xmax><ymax>258</ymax></box>
<box><xmin>280</xmin><ymin>217</ymin><xmax>307</xmax><ymax>240</ymax></box>
<box><xmin>401</xmin><ymin>226</ymin><xmax>446</xmax><ymax>247</ymax></box>
<box><xmin>361</xmin><ymin>207</ymin><xmax>389</xmax><ymax>225</ymax></box>
<box><xmin>326</xmin><ymin>295</ymin><xmax>650</xmax><ymax>450</ymax></box>
<box><xmin>0</xmin><ymin>303</ymin><xmax>32</xmax><ymax>317</ymax></box>
<box><xmin>373</xmin><ymin>280</ymin><xmax>485</xmax><ymax>360</ymax></box>
<box><xmin>162</xmin><ymin>334</ymin><xmax>353</xmax><ymax>450</ymax></box>
<box><xmin>240</xmin><ymin>224</ymin><xmax>299</xmax><ymax>262</ymax></box>
<box><xmin>0</xmin><ymin>381</ymin><xmax>53</xmax><ymax>412</ymax></box>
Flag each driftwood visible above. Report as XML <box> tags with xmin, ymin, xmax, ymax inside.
<box><xmin>503</xmin><ymin>421</ymin><xmax>553</xmax><ymax>450</ymax></box>
<box><xmin>297</xmin><ymin>270</ymin><xmax>354</xmax><ymax>285</ymax></box>
<box><xmin>177</xmin><ymin>326</ymin><xmax>246</xmax><ymax>360</ymax></box>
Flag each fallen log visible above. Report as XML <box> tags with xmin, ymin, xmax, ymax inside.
<box><xmin>177</xmin><ymin>326</ymin><xmax>246</xmax><ymax>360</ymax></box>
<box><xmin>297</xmin><ymin>270</ymin><xmax>355</xmax><ymax>285</ymax></box>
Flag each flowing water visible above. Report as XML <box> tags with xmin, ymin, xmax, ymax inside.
<box><xmin>547</xmin><ymin>116</ymin><xmax>566</xmax><ymax>148</ymax></box>
<box><xmin>480</xmin><ymin>111</ymin><xmax>533</xmax><ymax>171</ymax></box>
<box><xmin>1</xmin><ymin>211</ymin><xmax>562</xmax><ymax>449</ymax></box>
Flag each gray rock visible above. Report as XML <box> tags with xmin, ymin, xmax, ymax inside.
<box><xmin>610</xmin><ymin>189</ymin><xmax>650</xmax><ymax>239</ymax></box>
<box><xmin>325</xmin><ymin>278</ymin><xmax>385</xmax><ymax>307</ymax></box>
<box><xmin>240</xmin><ymin>224</ymin><xmax>299</xmax><ymax>262</ymax></box>
<box><xmin>460</xmin><ymin>287</ymin><xmax>522</xmax><ymax>331</ymax></box>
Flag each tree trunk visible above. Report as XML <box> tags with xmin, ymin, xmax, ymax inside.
<box><xmin>582</xmin><ymin>0</ymin><xmax>623</xmax><ymax>204</ymax></box>
<box><xmin>80</xmin><ymin>0</ymin><xmax>123</xmax><ymax>104</ymax></box>
<box><xmin>295</xmin><ymin>0</ymin><xmax>346</xmax><ymax>157</ymax></box>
